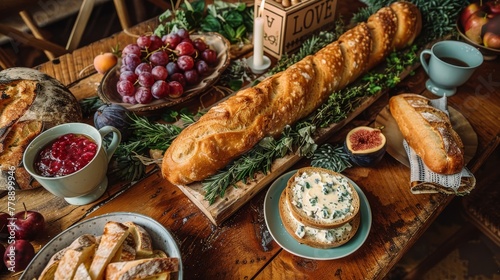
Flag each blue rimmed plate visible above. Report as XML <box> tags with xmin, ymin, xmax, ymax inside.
<box><xmin>264</xmin><ymin>170</ymin><xmax>372</xmax><ymax>260</ymax></box>
<box><xmin>21</xmin><ymin>212</ymin><xmax>183</xmax><ymax>279</ymax></box>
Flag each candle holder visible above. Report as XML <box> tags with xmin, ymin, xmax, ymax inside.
<box><xmin>247</xmin><ymin>55</ymin><xmax>271</xmax><ymax>74</ymax></box>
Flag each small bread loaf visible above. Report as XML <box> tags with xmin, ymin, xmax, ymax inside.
<box><xmin>162</xmin><ymin>2</ymin><xmax>422</xmax><ymax>185</ymax></box>
<box><xmin>389</xmin><ymin>94</ymin><xmax>465</xmax><ymax>174</ymax></box>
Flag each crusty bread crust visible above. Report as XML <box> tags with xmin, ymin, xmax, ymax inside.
<box><xmin>105</xmin><ymin>258</ymin><xmax>179</xmax><ymax>280</ymax></box>
<box><xmin>389</xmin><ymin>1</ymin><xmax>422</xmax><ymax>49</ymax></box>
<box><xmin>279</xmin><ymin>191</ymin><xmax>361</xmax><ymax>249</ymax></box>
<box><xmin>88</xmin><ymin>221</ymin><xmax>129</xmax><ymax>280</ymax></box>
<box><xmin>389</xmin><ymin>94</ymin><xmax>464</xmax><ymax>174</ymax></box>
<box><xmin>54</xmin><ymin>234</ymin><xmax>97</xmax><ymax>280</ymax></box>
<box><xmin>366</xmin><ymin>7</ymin><xmax>398</xmax><ymax>70</ymax></box>
<box><xmin>0</xmin><ymin>80</ymin><xmax>38</xmax><ymax>150</ymax></box>
<box><xmin>162</xmin><ymin>2</ymin><xmax>422</xmax><ymax>185</ymax></box>
<box><xmin>285</xmin><ymin>167</ymin><xmax>360</xmax><ymax>229</ymax></box>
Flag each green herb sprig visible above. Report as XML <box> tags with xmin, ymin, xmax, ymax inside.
<box><xmin>108</xmin><ymin>114</ymin><xmax>183</xmax><ymax>181</ymax></box>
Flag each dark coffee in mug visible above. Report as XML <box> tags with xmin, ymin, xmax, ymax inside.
<box><xmin>438</xmin><ymin>56</ymin><xmax>470</xmax><ymax>67</ymax></box>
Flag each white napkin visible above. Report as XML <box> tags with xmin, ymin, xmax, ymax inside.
<box><xmin>403</xmin><ymin>95</ymin><xmax>473</xmax><ymax>192</ymax></box>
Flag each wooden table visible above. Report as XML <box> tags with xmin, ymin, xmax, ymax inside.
<box><xmin>2</xmin><ymin>1</ymin><xmax>499</xmax><ymax>279</ymax></box>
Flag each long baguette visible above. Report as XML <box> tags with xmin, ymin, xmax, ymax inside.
<box><xmin>162</xmin><ymin>2</ymin><xmax>422</xmax><ymax>185</ymax></box>
<box><xmin>389</xmin><ymin>93</ymin><xmax>464</xmax><ymax>174</ymax></box>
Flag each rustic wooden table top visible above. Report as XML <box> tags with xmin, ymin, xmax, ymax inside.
<box><xmin>2</xmin><ymin>1</ymin><xmax>499</xmax><ymax>279</ymax></box>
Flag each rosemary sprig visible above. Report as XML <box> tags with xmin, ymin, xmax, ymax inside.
<box><xmin>126</xmin><ymin>114</ymin><xmax>182</xmax><ymax>151</ymax></box>
<box><xmin>109</xmin><ymin>114</ymin><xmax>183</xmax><ymax>181</ymax></box>
<box><xmin>203</xmin><ymin>130</ymin><xmax>294</xmax><ymax>204</ymax></box>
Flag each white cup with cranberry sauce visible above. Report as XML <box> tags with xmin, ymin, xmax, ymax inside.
<box><xmin>23</xmin><ymin>123</ymin><xmax>121</xmax><ymax>205</ymax></box>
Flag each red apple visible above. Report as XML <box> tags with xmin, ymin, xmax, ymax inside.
<box><xmin>483</xmin><ymin>32</ymin><xmax>500</xmax><ymax>48</ymax></box>
<box><xmin>3</xmin><ymin>240</ymin><xmax>35</xmax><ymax>272</ymax></box>
<box><xmin>12</xmin><ymin>204</ymin><xmax>45</xmax><ymax>241</ymax></box>
<box><xmin>465</xmin><ymin>10</ymin><xmax>490</xmax><ymax>44</ymax></box>
<box><xmin>460</xmin><ymin>2</ymin><xmax>482</xmax><ymax>27</ymax></box>
<box><xmin>0</xmin><ymin>212</ymin><xmax>10</xmax><ymax>241</ymax></box>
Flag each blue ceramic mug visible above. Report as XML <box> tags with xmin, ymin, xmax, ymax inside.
<box><xmin>420</xmin><ymin>40</ymin><xmax>483</xmax><ymax>97</ymax></box>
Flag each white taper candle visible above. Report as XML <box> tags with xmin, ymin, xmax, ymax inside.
<box><xmin>253</xmin><ymin>0</ymin><xmax>265</xmax><ymax>67</ymax></box>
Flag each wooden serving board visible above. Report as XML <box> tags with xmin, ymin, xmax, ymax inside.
<box><xmin>170</xmin><ymin>51</ymin><xmax>424</xmax><ymax>225</ymax></box>
<box><xmin>175</xmin><ymin>91</ymin><xmax>386</xmax><ymax>225</ymax></box>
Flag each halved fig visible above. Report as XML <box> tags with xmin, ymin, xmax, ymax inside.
<box><xmin>344</xmin><ymin>126</ymin><xmax>386</xmax><ymax>167</ymax></box>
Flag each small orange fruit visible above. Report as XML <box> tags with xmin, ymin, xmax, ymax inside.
<box><xmin>94</xmin><ymin>52</ymin><xmax>118</xmax><ymax>74</ymax></box>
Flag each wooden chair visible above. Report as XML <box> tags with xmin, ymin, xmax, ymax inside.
<box><xmin>0</xmin><ymin>0</ymin><xmax>127</xmax><ymax>68</ymax></box>
<box><xmin>112</xmin><ymin>0</ymin><xmax>174</xmax><ymax>30</ymax></box>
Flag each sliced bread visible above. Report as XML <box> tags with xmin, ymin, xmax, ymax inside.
<box><xmin>89</xmin><ymin>221</ymin><xmax>130</xmax><ymax>280</ymax></box>
<box><xmin>105</xmin><ymin>257</ymin><xmax>179</xmax><ymax>280</ymax></box>
<box><xmin>54</xmin><ymin>234</ymin><xmax>97</xmax><ymax>280</ymax></box>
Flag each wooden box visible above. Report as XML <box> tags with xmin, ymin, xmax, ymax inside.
<box><xmin>255</xmin><ymin>0</ymin><xmax>338</xmax><ymax>59</ymax></box>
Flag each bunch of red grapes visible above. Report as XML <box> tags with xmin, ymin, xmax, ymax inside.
<box><xmin>117</xmin><ymin>29</ymin><xmax>218</xmax><ymax>104</ymax></box>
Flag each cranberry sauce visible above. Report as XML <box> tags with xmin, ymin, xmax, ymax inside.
<box><xmin>34</xmin><ymin>133</ymin><xmax>98</xmax><ymax>177</ymax></box>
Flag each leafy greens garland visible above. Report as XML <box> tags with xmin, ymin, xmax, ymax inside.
<box><xmin>81</xmin><ymin>0</ymin><xmax>467</xmax><ymax>203</ymax></box>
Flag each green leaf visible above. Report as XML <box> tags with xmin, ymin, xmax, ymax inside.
<box><xmin>223</xmin><ymin>10</ymin><xmax>243</xmax><ymax>28</ymax></box>
<box><xmin>235</xmin><ymin>3</ymin><xmax>247</xmax><ymax>12</ymax></box>
<box><xmin>228</xmin><ymin>80</ymin><xmax>243</xmax><ymax>91</ymax></box>
<box><xmin>189</xmin><ymin>0</ymin><xmax>205</xmax><ymax>13</ymax></box>
<box><xmin>222</xmin><ymin>24</ymin><xmax>236</xmax><ymax>40</ymax></box>
<box><xmin>200</xmin><ymin>15</ymin><xmax>221</xmax><ymax>32</ymax></box>
<box><xmin>158</xmin><ymin>10</ymin><xmax>173</xmax><ymax>22</ymax></box>
<box><xmin>235</xmin><ymin>25</ymin><xmax>246</xmax><ymax>40</ymax></box>
<box><xmin>182</xmin><ymin>0</ymin><xmax>194</xmax><ymax>12</ymax></box>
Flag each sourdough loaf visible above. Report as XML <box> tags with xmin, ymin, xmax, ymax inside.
<box><xmin>389</xmin><ymin>93</ymin><xmax>465</xmax><ymax>174</ymax></box>
<box><xmin>162</xmin><ymin>2</ymin><xmax>422</xmax><ymax>185</ymax></box>
<box><xmin>0</xmin><ymin>67</ymin><xmax>82</xmax><ymax>190</ymax></box>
